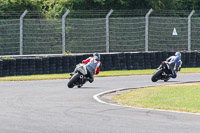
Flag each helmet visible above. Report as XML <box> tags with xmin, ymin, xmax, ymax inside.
<box><xmin>175</xmin><ymin>52</ymin><xmax>181</xmax><ymax>58</ymax></box>
<box><xmin>93</xmin><ymin>53</ymin><xmax>100</xmax><ymax>60</ymax></box>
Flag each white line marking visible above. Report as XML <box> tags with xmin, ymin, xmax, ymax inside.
<box><xmin>93</xmin><ymin>87</ymin><xmax>200</xmax><ymax>116</ymax></box>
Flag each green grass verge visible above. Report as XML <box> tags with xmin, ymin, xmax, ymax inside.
<box><xmin>0</xmin><ymin>68</ymin><xmax>200</xmax><ymax>81</ymax></box>
<box><xmin>112</xmin><ymin>83</ymin><xmax>200</xmax><ymax>113</ymax></box>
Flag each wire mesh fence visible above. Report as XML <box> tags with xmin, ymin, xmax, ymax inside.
<box><xmin>191</xmin><ymin>18</ymin><xmax>200</xmax><ymax>51</ymax></box>
<box><xmin>66</xmin><ymin>18</ymin><xmax>106</xmax><ymax>53</ymax></box>
<box><xmin>149</xmin><ymin>17</ymin><xmax>188</xmax><ymax>51</ymax></box>
<box><xmin>0</xmin><ymin>10</ymin><xmax>200</xmax><ymax>55</ymax></box>
<box><xmin>23</xmin><ymin>19</ymin><xmax>62</xmax><ymax>54</ymax></box>
<box><xmin>0</xmin><ymin>19</ymin><xmax>20</xmax><ymax>55</ymax></box>
<box><xmin>109</xmin><ymin>17</ymin><xmax>145</xmax><ymax>52</ymax></box>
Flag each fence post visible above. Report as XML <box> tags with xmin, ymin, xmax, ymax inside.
<box><xmin>106</xmin><ymin>9</ymin><xmax>113</xmax><ymax>53</ymax></box>
<box><xmin>145</xmin><ymin>8</ymin><xmax>153</xmax><ymax>52</ymax></box>
<box><xmin>62</xmin><ymin>9</ymin><xmax>70</xmax><ymax>54</ymax></box>
<box><xmin>20</xmin><ymin>10</ymin><xmax>28</xmax><ymax>55</ymax></box>
<box><xmin>188</xmin><ymin>10</ymin><xmax>195</xmax><ymax>51</ymax></box>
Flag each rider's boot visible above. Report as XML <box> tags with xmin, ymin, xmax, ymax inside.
<box><xmin>163</xmin><ymin>75</ymin><xmax>170</xmax><ymax>82</ymax></box>
<box><xmin>164</xmin><ymin>78</ymin><xmax>170</xmax><ymax>82</ymax></box>
<box><xmin>70</xmin><ymin>72</ymin><xmax>75</xmax><ymax>76</ymax></box>
<box><xmin>88</xmin><ymin>77</ymin><xmax>94</xmax><ymax>83</ymax></box>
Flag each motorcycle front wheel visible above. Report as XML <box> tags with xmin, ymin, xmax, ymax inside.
<box><xmin>151</xmin><ymin>69</ymin><xmax>163</xmax><ymax>82</ymax></box>
<box><xmin>67</xmin><ymin>73</ymin><xmax>80</xmax><ymax>88</ymax></box>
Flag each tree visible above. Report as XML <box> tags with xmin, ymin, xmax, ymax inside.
<box><xmin>0</xmin><ymin>0</ymin><xmax>199</xmax><ymax>19</ymax></box>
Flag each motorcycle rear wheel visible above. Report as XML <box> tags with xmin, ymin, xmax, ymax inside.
<box><xmin>68</xmin><ymin>73</ymin><xmax>80</xmax><ymax>88</ymax></box>
<box><xmin>151</xmin><ymin>69</ymin><xmax>163</xmax><ymax>82</ymax></box>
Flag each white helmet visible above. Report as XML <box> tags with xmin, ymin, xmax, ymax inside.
<box><xmin>175</xmin><ymin>52</ymin><xmax>181</xmax><ymax>58</ymax></box>
<box><xmin>93</xmin><ymin>53</ymin><xmax>100</xmax><ymax>60</ymax></box>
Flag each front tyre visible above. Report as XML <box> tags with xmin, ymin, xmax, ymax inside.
<box><xmin>151</xmin><ymin>69</ymin><xmax>163</xmax><ymax>82</ymax></box>
<box><xmin>68</xmin><ymin>73</ymin><xmax>80</xmax><ymax>88</ymax></box>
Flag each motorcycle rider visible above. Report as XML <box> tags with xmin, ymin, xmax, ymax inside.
<box><xmin>166</xmin><ymin>52</ymin><xmax>182</xmax><ymax>78</ymax></box>
<box><xmin>71</xmin><ymin>53</ymin><xmax>101</xmax><ymax>83</ymax></box>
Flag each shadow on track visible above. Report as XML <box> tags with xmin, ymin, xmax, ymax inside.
<box><xmin>68</xmin><ymin>87</ymin><xmax>102</xmax><ymax>90</ymax></box>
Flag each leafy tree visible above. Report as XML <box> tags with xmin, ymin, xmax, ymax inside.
<box><xmin>0</xmin><ymin>0</ymin><xmax>200</xmax><ymax>18</ymax></box>
<box><xmin>0</xmin><ymin>0</ymin><xmax>40</xmax><ymax>11</ymax></box>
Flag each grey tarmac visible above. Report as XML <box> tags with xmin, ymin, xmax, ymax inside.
<box><xmin>0</xmin><ymin>73</ymin><xmax>200</xmax><ymax>133</ymax></box>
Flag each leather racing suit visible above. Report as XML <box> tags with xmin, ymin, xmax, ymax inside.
<box><xmin>166</xmin><ymin>56</ymin><xmax>182</xmax><ymax>78</ymax></box>
<box><xmin>82</xmin><ymin>57</ymin><xmax>101</xmax><ymax>83</ymax></box>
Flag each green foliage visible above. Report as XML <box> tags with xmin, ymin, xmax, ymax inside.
<box><xmin>35</xmin><ymin>56</ymin><xmax>41</xmax><ymax>59</ymax></box>
<box><xmin>1</xmin><ymin>56</ymin><xmax>14</xmax><ymax>60</ymax></box>
<box><xmin>63</xmin><ymin>51</ymin><xmax>71</xmax><ymax>55</ymax></box>
<box><xmin>0</xmin><ymin>0</ymin><xmax>40</xmax><ymax>12</ymax></box>
<box><xmin>0</xmin><ymin>0</ymin><xmax>199</xmax><ymax>19</ymax></box>
<box><xmin>41</xmin><ymin>0</ymin><xmax>68</xmax><ymax>18</ymax></box>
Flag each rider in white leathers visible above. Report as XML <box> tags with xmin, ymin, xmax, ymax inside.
<box><xmin>166</xmin><ymin>52</ymin><xmax>182</xmax><ymax>78</ymax></box>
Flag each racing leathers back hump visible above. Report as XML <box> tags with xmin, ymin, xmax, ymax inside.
<box><xmin>85</xmin><ymin>57</ymin><xmax>101</xmax><ymax>77</ymax></box>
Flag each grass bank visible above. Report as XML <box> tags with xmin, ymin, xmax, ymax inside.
<box><xmin>112</xmin><ymin>83</ymin><xmax>200</xmax><ymax>113</ymax></box>
<box><xmin>0</xmin><ymin>68</ymin><xmax>200</xmax><ymax>81</ymax></box>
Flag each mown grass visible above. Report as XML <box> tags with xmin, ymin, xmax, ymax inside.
<box><xmin>0</xmin><ymin>68</ymin><xmax>200</xmax><ymax>81</ymax></box>
<box><xmin>112</xmin><ymin>83</ymin><xmax>200</xmax><ymax>113</ymax></box>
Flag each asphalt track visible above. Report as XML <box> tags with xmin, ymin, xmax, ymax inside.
<box><xmin>0</xmin><ymin>73</ymin><xmax>200</xmax><ymax>133</ymax></box>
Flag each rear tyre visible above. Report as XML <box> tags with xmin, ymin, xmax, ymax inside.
<box><xmin>68</xmin><ymin>73</ymin><xmax>80</xmax><ymax>88</ymax></box>
<box><xmin>151</xmin><ymin>69</ymin><xmax>163</xmax><ymax>82</ymax></box>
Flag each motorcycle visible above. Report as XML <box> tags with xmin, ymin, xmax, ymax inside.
<box><xmin>151</xmin><ymin>61</ymin><xmax>173</xmax><ymax>82</ymax></box>
<box><xmin>68</xmin><ymin>63</ymin><xmax>88</xmax><ymax>88</ymax></box>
